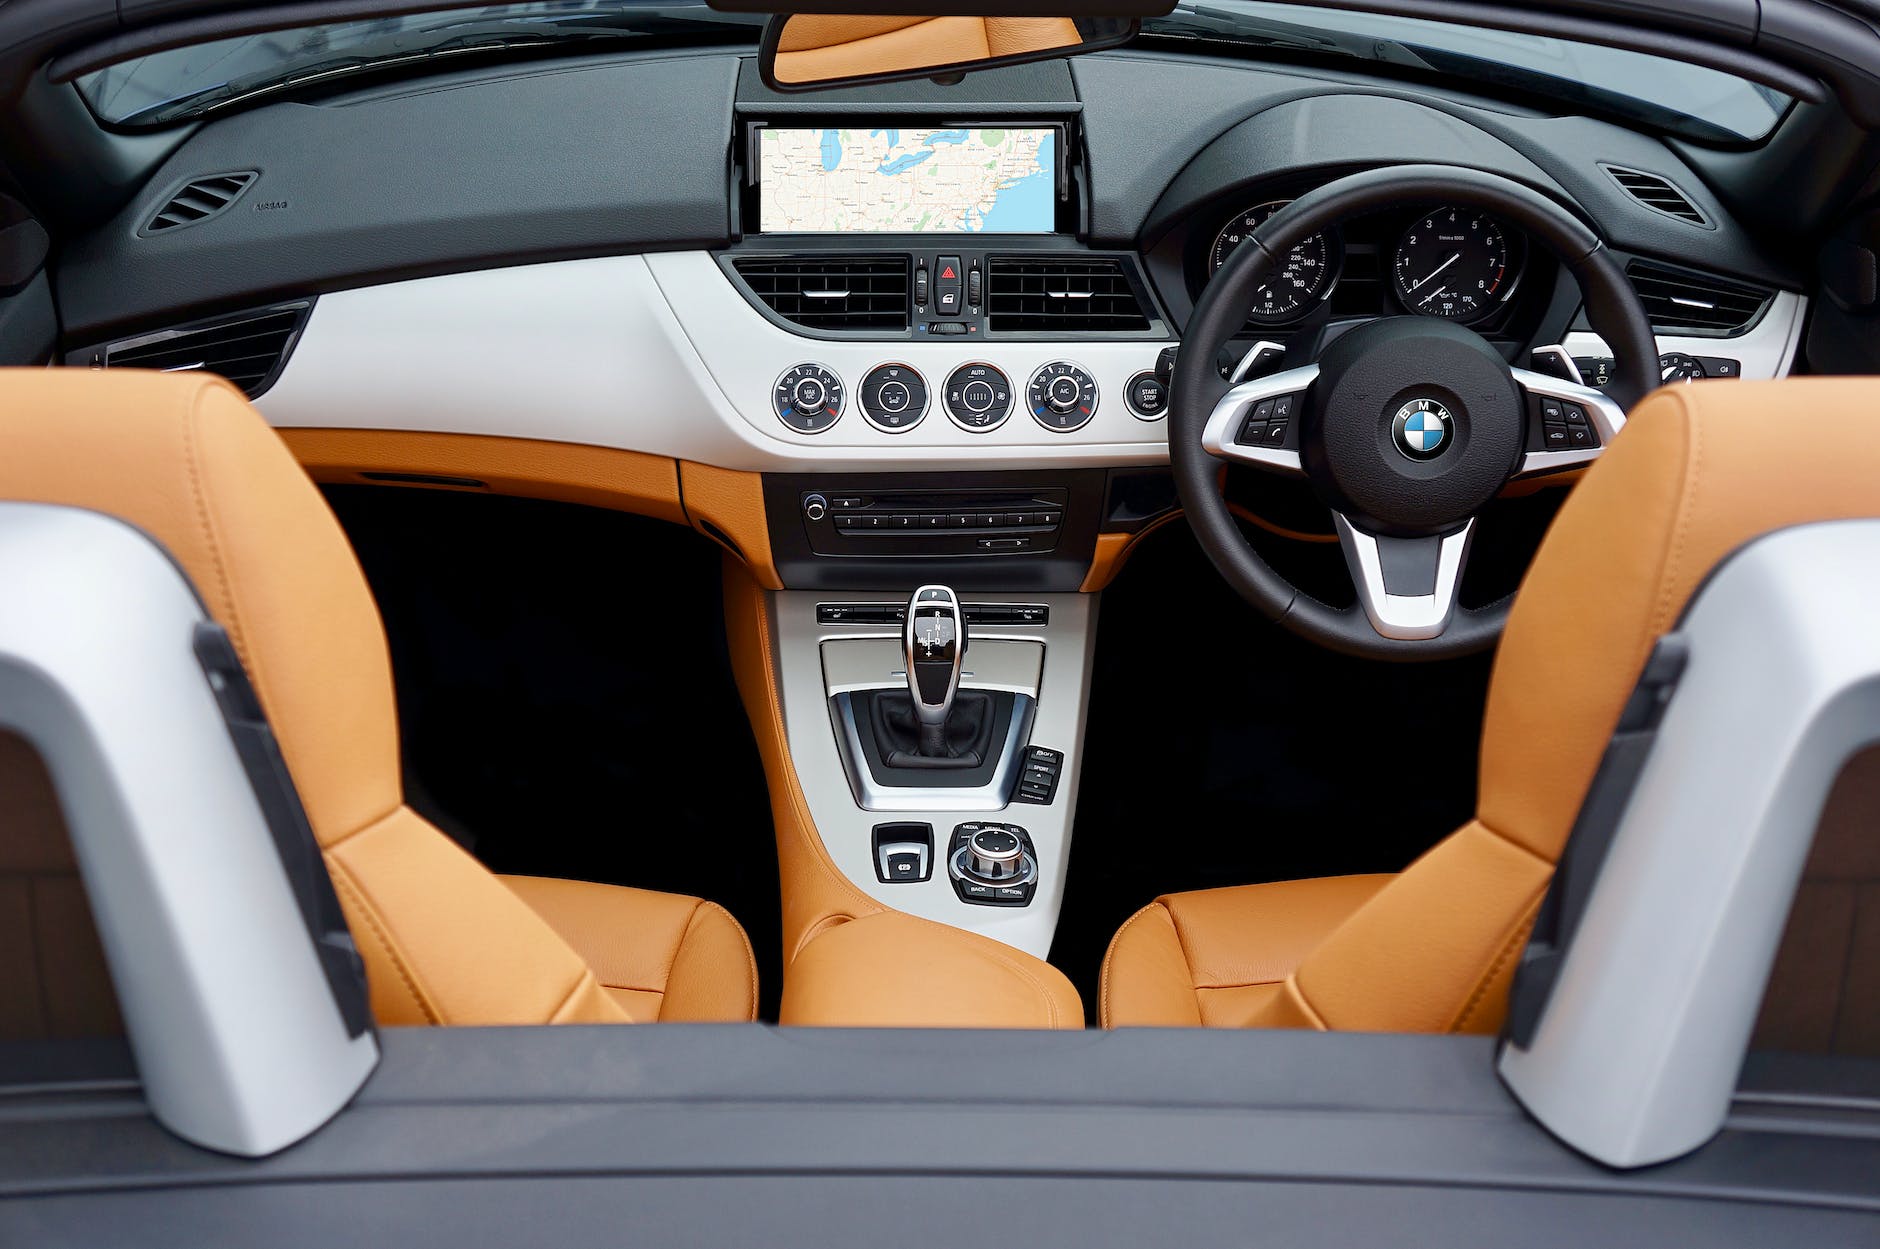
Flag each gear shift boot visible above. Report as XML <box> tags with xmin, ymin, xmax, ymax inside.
<box><xmin>874</xmin><ymin>689</ymin><xmax>996</xmax><ymax>769</ymax></box>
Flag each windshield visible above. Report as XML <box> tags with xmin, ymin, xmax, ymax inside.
<box><xmin>77</xmin><ymin>2</ymin><xmax>763</xmax><ymax>127</ymax></box>
<box><xmin>1145</xmin><ymin>2</ymin><xmax>1792</xmax><ymax>143</ymax></box>
<box><xmin>79</xmin><ymin>0</ymin><xmax>1792</xmax><ymax>142</ymax></box>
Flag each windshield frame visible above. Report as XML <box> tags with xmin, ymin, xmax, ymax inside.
<box><xmin>1140</xmin><ymin>1</ymin><xmax>1797</xmax><ymax>148</ymax></box>
<box><xmin>74</xmin><ymin>2</ymin><xmax>767</xmax><ymax>130</ymax></box>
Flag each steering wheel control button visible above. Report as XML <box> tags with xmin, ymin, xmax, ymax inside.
<box><xmin>947</xmin><ymin>822</ymin><xmax>1039</xmax><ymax>907</ymax></box>
<box><xmin>944</xmin><ymin>363</ymin><xmax>1014</xmax><ymax>432</ymax></box>
<box><xmin>774</xmin><ymin>363</ymin><xmax>844</xmax><ymax>434</ymax></box>
<box><xmin>858</xmin><ymin>363</ymin><xmax>928</xmax><ymax>433</ymax></box>
<box><xmin>1125</xmin><ymin>371</ymin><xmax>1169</xmax><ymax>420</ymax></box>
<box><xmin>1236</xmin><ymin>392</ymin><xmax>1303</xmax><ymax>449</ymax></box>
<box><xmin>1390</xmin><ymin>398</ymin><xmax>1454</xmax><ymax>462</ymax></box>
<box><xmin>1028</xmin><ymin>362</ymin><xmax>1099</xmax><ymax>432</ymax></box>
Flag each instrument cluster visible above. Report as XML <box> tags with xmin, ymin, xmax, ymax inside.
<box><xmin>1196</xmin><ymin>195</ymin><xmax>1533</xmax><ymax>330</ymax></box>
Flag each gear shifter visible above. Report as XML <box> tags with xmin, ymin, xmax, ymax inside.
<box><xmin>905</xmin><ymin>585</ymin><xmax>966</xmax><ymax>757</ymax></box>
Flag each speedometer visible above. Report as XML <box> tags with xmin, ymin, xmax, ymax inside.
<box><xmin>1209</xmin><ymin>201</ymin><xmax>1337</xmax><ymax>322</ymax></box>
<box><xmin>1393</xmin><ymin>208</ymin><xmax>1513</xmax><ymax>321</ymax></box>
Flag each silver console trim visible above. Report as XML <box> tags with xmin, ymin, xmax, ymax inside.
<box><xmin>775</xmin><ymin>590</ymin><xmax>1095</xmax><ymax>958</ymax></box>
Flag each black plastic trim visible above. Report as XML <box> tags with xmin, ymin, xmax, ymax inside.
<box><xmin>191</xmin><ymin>622</ymin><xmax>373</xmax><ymax>1041</ymax></box>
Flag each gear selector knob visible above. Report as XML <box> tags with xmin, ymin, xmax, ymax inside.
<box><xmin>905</xmin><ymin>585</ymin><xmax>966</xmax><ymax>757</ymax></box>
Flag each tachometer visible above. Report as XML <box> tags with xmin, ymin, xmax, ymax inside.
<box><xmin>1393</xmin><ymin>208</ymin><xmax>1513</xmax><ymax>321</ymax></box>
<box><xmin>1209</xmin><ymin>201</ymin><xmax>1337</xmax><ymax>322</ymax></box>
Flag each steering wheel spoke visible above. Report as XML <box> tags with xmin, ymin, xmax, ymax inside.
<box><xmin>1334</xmin><ymin>515</ymin><xmax>1475</xmax><ymax>642</ymax></box>
<box><xmin>1510</xmin><ymin>366</ymin><xmax>1629</xmax><ymax>479</ymax></box>
<box><xmin>1198</xmin><ymin>363</ymin><xmax>1318</xmax><ymax>477</ymax></box>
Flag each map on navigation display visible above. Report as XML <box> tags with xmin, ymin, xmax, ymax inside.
<box><xmin>758</xmin><ymin>127</ymin><xmax>1057</xmax><ymax>234</ymax></box>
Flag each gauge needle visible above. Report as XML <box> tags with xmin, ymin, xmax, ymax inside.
<box><xmin>1419</xmin><ymin>285</ymin><xmax>1447</xmax><ymax>307</ymax></box>
<box><xmin>1413</xmin><ymin>253</ymin><xmax>1461</xmax><ymax>290</ymax></box>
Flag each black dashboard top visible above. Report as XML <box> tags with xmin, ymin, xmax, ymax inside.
<box><xmin>53</xmin><ymin>45</ymin><xmax>1800</xmax><ymax>345</ymax></box>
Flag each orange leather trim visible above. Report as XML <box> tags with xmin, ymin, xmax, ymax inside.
<box><xmin>682</xmin><ymin>462</ymin><xmax>782</xmax><ymax>590</ymax></box>
<box><xmin>1102</xmin><ymin>875</ymin><xmax>1390</xmax><ymax>1028</ymax></box>
<box><xmin>773</xmin><ymin>16</ymin><xmax>1080</xmax><ymax>85</ymax></box>
<box><xmin>280</xmin><ymin>429</ymin><xmax>686</xmax><ymax>526</ymax></box>
<box><xmin>720</xmin><ymin>558</ymin><xmax>1086</xmax><ymax>1026</ymax></box>
<box><xmin>781</xmin><ymin>911</ymin><xmax>1082</xmax><ymax>1029</ymax></box>
<box><xmin>501</xmin><ymin>875</ymin><xmax>759</xmax><ymax>1023</ymax></box>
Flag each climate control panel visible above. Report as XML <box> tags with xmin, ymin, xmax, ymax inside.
<box><xmin>772</xmin><ymin>358</ymin><xmax>1142</xmax><ymax>436</ymax></box>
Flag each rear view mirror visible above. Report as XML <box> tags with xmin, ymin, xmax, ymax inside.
<box><xmin>759</xmin><ymin>14</ymin><xmax>1139</xmax><ymax>92</ymax></box>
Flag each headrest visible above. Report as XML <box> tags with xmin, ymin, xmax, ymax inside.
<box><xmin>1483</xmin><ymin>378</ymin><xmax>1880</xmax><ymax>863</ymax></box>
<box><xmin>0</xmin><ymin>371</ymin><xmax>399</xmax><ymax>844</ymax></box>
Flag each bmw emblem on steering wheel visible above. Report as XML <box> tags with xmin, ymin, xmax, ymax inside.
<box><xmin>1391</xmin><ymin>398</ymin><xmax>1454</xmax><ymax>461</ymax></box>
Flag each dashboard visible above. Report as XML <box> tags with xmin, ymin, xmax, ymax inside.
<box><xmin>55</xmin><ymin>48</ymin><xmax>1809</xmax><ymax>513</ymax></box>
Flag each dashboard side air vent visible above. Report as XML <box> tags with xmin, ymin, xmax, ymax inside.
<box><xmin>987</xmin><ymin>257</ymin><xmax>1151</xmax><ymax>334</ymax></box>
<box><xmin>1602</xmin><ymin>165</ymin><xmax>1710</xmax><ymax>227</ymax></box>
<box><xmin>97</xmin><ymin>301</ymin><xmax>312</xmax><ymax>399</ymax></box>
<box><xmin>731</xmin><ymin>255</ymin><xmax>911</xmax><ymax>331</ymax></box>
<box><xmin>141</xmin><ymin>171</ymin><xmax>259</xmax><ymax>235</ymax></box>
<box><xmin>1626</xmin><ymin>261</ymin><xmax>1773</xmax><ymax>336</ymax></box>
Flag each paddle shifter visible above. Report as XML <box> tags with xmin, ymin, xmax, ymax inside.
<box><xmin>905</xmin><ymin>585</ymin><xmax>966</xmax><ymax>757</ymax></box>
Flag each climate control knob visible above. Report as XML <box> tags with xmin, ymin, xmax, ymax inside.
<box><xmin>1028</xmin><ymin>362</ymin><xmax>1099</xmax><ymax>432</ymax></box>
<box><xmin>944</xmin><ymin>363</ymin><xmax>1014</xmax><ymax>432</ymax></box>
<box><xmin>859</xmin><ymin>363</ymin><xmax>929</xmax><ymax>433</ymax></box>
<box><xmin>774</xmin><ymin>363</ymin><xmax>844</xmax><ymax>434</ymax></box>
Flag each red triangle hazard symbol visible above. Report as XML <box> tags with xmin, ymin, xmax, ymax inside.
<box><xmin>941</xmin><ymin>266</ymin><xmax>957</xmax><ymax>279</ymax></box>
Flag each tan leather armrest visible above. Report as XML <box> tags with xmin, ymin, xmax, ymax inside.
<box><xmin>780</xmin><ymin>911</ymin><xmax>1084</xmax><ymax>1029</ymax></box>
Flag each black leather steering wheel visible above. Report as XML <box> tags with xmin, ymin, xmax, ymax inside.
<box><xmin>1170</xmin><ymin>164</ymin><xmax>1659</xmax><ymax>661</ymax></box>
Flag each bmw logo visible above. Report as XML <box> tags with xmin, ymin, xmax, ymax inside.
<box><xmin>1391</xmin><ymin>399</ymin><xmax>1454</xmax><ymax>461</ymax></box>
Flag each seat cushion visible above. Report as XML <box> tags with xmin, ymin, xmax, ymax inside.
<box><xmin>501</xmin><ymin>876</ymin><xmax>758</xmax><ymax>1023</ymax></box>
<box><xmin>1101</xmin><ymin>874</ymin><xmax>1393</xmax><ymax>1028</ymax></box>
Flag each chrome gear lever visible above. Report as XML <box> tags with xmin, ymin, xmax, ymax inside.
<box><xmin>904</xmin><ymin>585</ymin><xmax>966</xmax><ymax>757</ymax></box>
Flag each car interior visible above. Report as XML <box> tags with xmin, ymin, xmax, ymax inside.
<box><xmin>3</xmin><ymin>0</ymin><xmax>1879</xmax><ymax>1073</ymax></box>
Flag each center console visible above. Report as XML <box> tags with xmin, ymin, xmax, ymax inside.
<box><xmin>773</xmin><ymin>585</ymin><xmax>1094</xmax><ymax>958</ymax></box>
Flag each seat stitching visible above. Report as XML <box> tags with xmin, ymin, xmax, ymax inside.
<box><xmin>328</xmin><ymin>855</ymin><xmax>439</xmax><ymax>1025</ymax></box>
<box><xmin>1450</xmin><ymin>889</ymin><xmax>1547</xmax><ymax>1032</ymax></box>
<box><xmin>1100</xmin><ymin>902</ymin><xmax>1170</xmax><ymax>1027</ymax></box>
<box><xmin>547</xmin><ymin>967</ymin><xmax>600</xmax><ymax>1024</ymax></box>
<box><xmin>700</xmin><ymin>899</ymin><xmax>761</xmax><ymax>1022</ymax></box>
<box><xmin>178</xmin><ymin>382</ymin><xmax>248</xmax><ymax>669</ymax></box>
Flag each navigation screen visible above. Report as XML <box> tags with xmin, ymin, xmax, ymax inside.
<box><xmin>758</xmin><ymin>127</ymin><xmax>1058</xmax><ymax>234</ymax></box>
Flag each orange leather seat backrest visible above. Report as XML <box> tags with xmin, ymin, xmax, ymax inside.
<box><xmin>0</xmin><ymin>371</ymin><xmax>630</xmax><ymax>1026</ymax></box>
<box><xmin>1254</xmin><ymin>379</ymin><xmax>1880</xmax><ymax>1032</ymax></box>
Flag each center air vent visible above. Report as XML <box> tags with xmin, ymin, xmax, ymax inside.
<box><xmin>986</xmin><ymin>257</ymin><xmax>1151</xmax><ymax>334</ymax></box>
<box><xmin>141</xmin><ymin>172</ymin><xmax>258</xmax><ymax>235</ymax></box>
<box><xmin>1603</xmin><ymin>165</ymin><xmax>1709</xmax><ymax>227</ymax></box>
<box><xmin>732</xmin><ymin>255</ymin><xmax>911</xmax><ymax>331</ymax></box>
<box><xmin>95</xmin><ymin>302</ymin><xmax>312</xmax><ymax>399</ymax></box>
<box><xmin>1626</xmin><ymin>261</ymin><xmax>1773</xmax><ymax>336</ymax></box>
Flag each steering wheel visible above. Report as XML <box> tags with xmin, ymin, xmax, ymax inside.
<box><xmin>1170</xmin><ymin>164</ymin><xmax>1659</xmax><ymax>661</ymax></box>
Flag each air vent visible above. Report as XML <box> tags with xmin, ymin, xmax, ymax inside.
<box><xmin>141</xmin><ymin>172</ymin><xmax>258</xmax><ymax>235</ymax></box>
<box><xmin>1603</xmin><ymin>165</ymin><xmax>1710</xmax><ymax>227</ymax></box>
<box><xmin>987</xmin><ymin>257</ymin><xmax>1151</xmax><ymax>334</ymax></box>
<box><xmin>732</xmin><ymin>255</ymin><xmax>911</xmax><ymax>331</ymax></box>
<box><xmin>100</xmin><ymin>302</ymin><xmax>312</xmax><ymax>398</ymax></box>
<box><xmin>1626</xmin><ymin>261</ymin><xmax>1773</xmax><ymax>336</ymax></box>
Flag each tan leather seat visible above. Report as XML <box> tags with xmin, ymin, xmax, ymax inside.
<box><xmin>773</xmin><ymin>15</ymin><xmax>1082</xmax><ymax>84</ymax></box>
<box><xmin>0</xmin><ymin>371</ymin><xmax>756</xmax><ymax>1026</ymax></box>
<box><xmin>1105</xmin><ymin>379</ymin><xmax>1880</xmax><ymax>1031</ymax></box>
